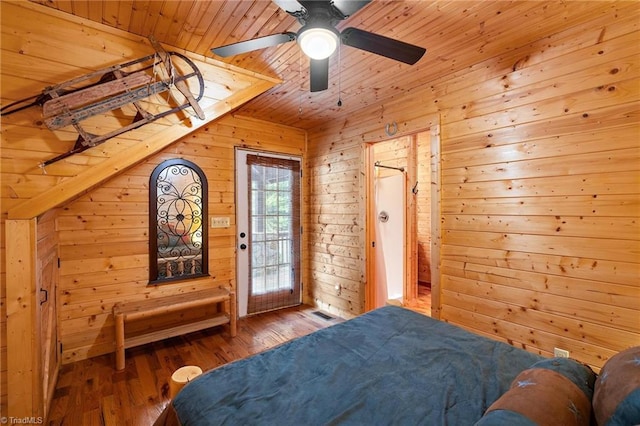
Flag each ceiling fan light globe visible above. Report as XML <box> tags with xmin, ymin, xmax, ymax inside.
<box><xmin>298</xmin><ymin>27</ymin><xmax>339</xmax><ymax>60</ymax></box>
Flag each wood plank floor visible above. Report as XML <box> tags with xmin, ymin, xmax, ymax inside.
<box><xmin>47</xmin><ymin>305</ymin><xmax>338</xmax><ymax>425</ymax></box>
<box><xmin>404</xmin><ymin>282</ymin><xmax>432</xmax><ymax>316</ymax></box>
<box><xmin>47</xmin><ymin>291</ymin><xmax>432</xmax><ymax>425</ymax></box>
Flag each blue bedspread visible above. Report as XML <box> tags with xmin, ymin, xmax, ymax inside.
<box><xmin>167</xmin><ymin>306</ymin><xmax>543</xmax><ymax>425</ymax></box>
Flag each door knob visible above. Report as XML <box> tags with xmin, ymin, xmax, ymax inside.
<box><xmin>240</xmin><ymin>243</ymin><xmax>247</xmax><ymax>250</ymax></box>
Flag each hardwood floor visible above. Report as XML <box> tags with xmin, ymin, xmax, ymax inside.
<box><xmin>415</xmin><ymin>282</ymin><xmax>432</xmax><ymax>315</ymax></box>
<box><xmin>47</xmin><ymin>305</ymin><xmax>340</xmax><ymax>426</ymax></box>
<box><xmin>404</xmin><ymin>282</ymin><xmax>432</xmax><ymax>316</ymax></box>
<box><xmin>47</xmin><ymin>297</ymin><xmax>433</xmax><ymax>425</ymax></box>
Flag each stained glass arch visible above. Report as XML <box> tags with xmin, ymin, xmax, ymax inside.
<box><xmin>149</xmin><ymin>158</ymin><xmax>209</xmax><ymax>283</ymax></box>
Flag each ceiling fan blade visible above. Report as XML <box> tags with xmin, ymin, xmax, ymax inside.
<box><xmin>310</xmin><ymin>58</ymin><xmax>329</xmax><ymax>92</ymax></box>
<box><xmin>330</xmin><ymin>0</ymin><xmax>371</xmax><ymax>18</ymax></box>
<box><xmin>211</xmin><ymin>32</ymin><xmax>296</xmax><ymax>57</ymax></box>
<box><xmin>341</xmin><ymin>27</ymin><xmax>426</xmax><ymax>65</ymax></box>
<box><xmin>272</xmin><ymin>0</ymin><xmax>306</xmax><ymax>14</ymax></box>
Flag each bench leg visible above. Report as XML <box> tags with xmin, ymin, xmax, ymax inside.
<box><xmin>115</xmin><ymin>313</ymin><xmax>125</xmax><ymax>370</ymax></box>
<box><xmin>229</xmin><ymin>291</ymin><xmax>237</xmax><ymax>337</ymax></box>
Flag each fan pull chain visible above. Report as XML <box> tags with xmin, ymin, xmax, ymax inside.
<box><xmin>298</xmin><ymin>49</ymin><xmax>303</xmax><ymax>116</ymax></box>
<box><xmin>337</xmin><ymin>43</ymin><xmax>343</xmax><ymax>107</ymax></box>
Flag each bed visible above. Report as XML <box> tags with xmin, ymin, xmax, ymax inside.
<box><xmin>154</xmin><ymin>305</ymin><xmax>599</xmax><ymax>426</ymax></box>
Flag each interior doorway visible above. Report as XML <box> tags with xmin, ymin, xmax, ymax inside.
<box><xmin>365</xmin><ymin>129</ymin><xmax>434</xmax><ymax>314</ymax></box>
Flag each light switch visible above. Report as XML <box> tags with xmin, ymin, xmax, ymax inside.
<box><xmin>210</xmin><ymin>216</ymin><xmax>230</xmax><ymax>228</ymax></box>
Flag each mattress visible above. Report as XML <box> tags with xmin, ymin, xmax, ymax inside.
<box><xmin>155</xmin><ymin>305</ymin><xmax>545</xmax><ymax>425</ymax></box>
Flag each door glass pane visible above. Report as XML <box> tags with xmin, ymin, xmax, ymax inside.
<box><xmin>252</xmin><ymin>241</ymin><xmax>265</xmax><ymax>267</ymax></box>
<box><xmin>247</xmin><ymin>155</ymin><xmax>301</xmax><ymax>313</ymax></box>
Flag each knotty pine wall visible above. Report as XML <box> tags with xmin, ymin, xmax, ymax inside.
<box><xmin>1</xmin><ymin>2</ymin><xmax>279</xmax><ymax>414</ymax></box>
<box><xmin>373</xmin><ymin>138</ymin><xmax>412</xmax><ymax>178</ymax></box>
<box><xmin>56</xmin><ymin>115</ymin><xmax>305</xmax><ymax>364</ymax></box>
<box><xmin>307</xmin><ymin>5</ymin><xmax>639</xmax><ymax>369</ymax></box>
<box><xmin>306</xmin><ymin>143</ymin><xmax>366</xmax><ymax>314</ymax></box>
<box><xmin>0</xmin><ymin>114</ymin><xmax>304</xmax><ymax>414</ymax></box>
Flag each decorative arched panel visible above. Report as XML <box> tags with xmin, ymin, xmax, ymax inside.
<box><xmin>150</xmin><ymin>158</ymin><xmax>208</xmax><ymax>284</ymax></box>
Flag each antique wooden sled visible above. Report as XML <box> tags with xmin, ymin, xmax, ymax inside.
<box><xmin>1</xmin><ymin>36</ymin><xmax>205</xmax><ymax>166</ymax></box>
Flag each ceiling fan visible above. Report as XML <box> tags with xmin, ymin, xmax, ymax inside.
<box><xmin>211</xmin><ymin>0</ymin><xmax>426</xmax><ymax>92</ymax></box>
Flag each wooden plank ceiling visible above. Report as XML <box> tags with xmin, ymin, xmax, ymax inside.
<box><xmin>31</xmin><ymin>0</ymin><xmax>617</xmax><ymax>130</ymax></box>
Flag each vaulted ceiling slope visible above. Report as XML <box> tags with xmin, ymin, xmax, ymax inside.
<box><xmin>32</xmin><ymin>0</ymin><xmax>622</xmax><ymax>130</ymax></box>
<box><xmin>1</xmin><ymin>1</ymin><xmax>280</xmax><ymax>219</ymax></box>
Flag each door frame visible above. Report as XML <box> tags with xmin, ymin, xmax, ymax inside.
<box><xmin>364</xmin><ymin>123</ymin><xmax>442</xmax><ymax>317</ymax></box>
<box><xmin>364</xmin><ymin>138</ymin><xmax>416</xmax><ymax>310</ymax></box>
<box><xmin>235</xmin><ymin>148</ymin><xmax>303</xmax><ymax>317</ymax></box>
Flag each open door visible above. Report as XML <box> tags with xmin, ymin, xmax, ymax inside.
<box><xmin>365</xmin><ymin>136</ymin><xmax>417</xmax><ymax>310</ymax></box>
<box><xmin>38</xmin><ymin>242</ymin><xmax>59</xmax><ymax>414</ymax></box>
<box><xmin>365</xmin><ymin>126</ymin><xmax>439</xmax><ymax>315</ymax></box>
<box><xmin>373</xmin><ymin>172</ymin><xmax>406</xmax><ymax>307</ymax></box>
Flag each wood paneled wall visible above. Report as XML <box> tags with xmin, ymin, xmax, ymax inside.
<box><xmin>307</xmin><ymin>4</ymin><xmax>640</xmax><ymax>369</ymax></box>
<box><xmin>1</xmin><ymin>1</ymin><xmax>278</xmax><ymax>221</ymax></box>
<box><xmin>0</xmin><ymin>0</ymin><xmax>638</xmax><ymax>416</ymax></box>
<box><xmin>0</xmin><ymin>2</ymin><xmax>283</xmax><ymax>415</ymax></box>
<box><xmin>305</xmin><ymin>140</ymin><xmax>366</xmax><ymax>317</ymax></box>
<box><xmin>373</xmin><ymin>137</ymin><xmax>411</xmax><ymax>178</ymax></box>
<box><xmin>56</xmin><ymin>114</ymin><xmax>305</xmax><ymax>364</ymax></box>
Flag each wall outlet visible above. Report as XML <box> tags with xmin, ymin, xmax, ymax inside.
<box><xmin>210</xmin><ymin>216</ymin><xmax>230</xmax><ymax>228</ymax></box>
<box><xmin>554</xmin><ymin>347</ymin><xmax>570</xmax><ymax>358</ymax></box>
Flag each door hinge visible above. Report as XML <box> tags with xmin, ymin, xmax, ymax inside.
<box><xmin>372</xmin><ymin>241</ymin><xmax>376</xmax><ymax>248</ymax></box>
<box><xmin>58</xmin><ymin>257</ymin><xmax>61</xmax><ymax>268</ymax></box>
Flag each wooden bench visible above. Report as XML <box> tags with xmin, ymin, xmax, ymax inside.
<box><xmin>113</xmin><ymin>287</ymin><xmax>236</xmax><ymax>370</ymax></box>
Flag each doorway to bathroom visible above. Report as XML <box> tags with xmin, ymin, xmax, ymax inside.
<box><xmin>364</xmin><ymin>129</ymin><xmax>437</xmax><ymax>315</ymax></box>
